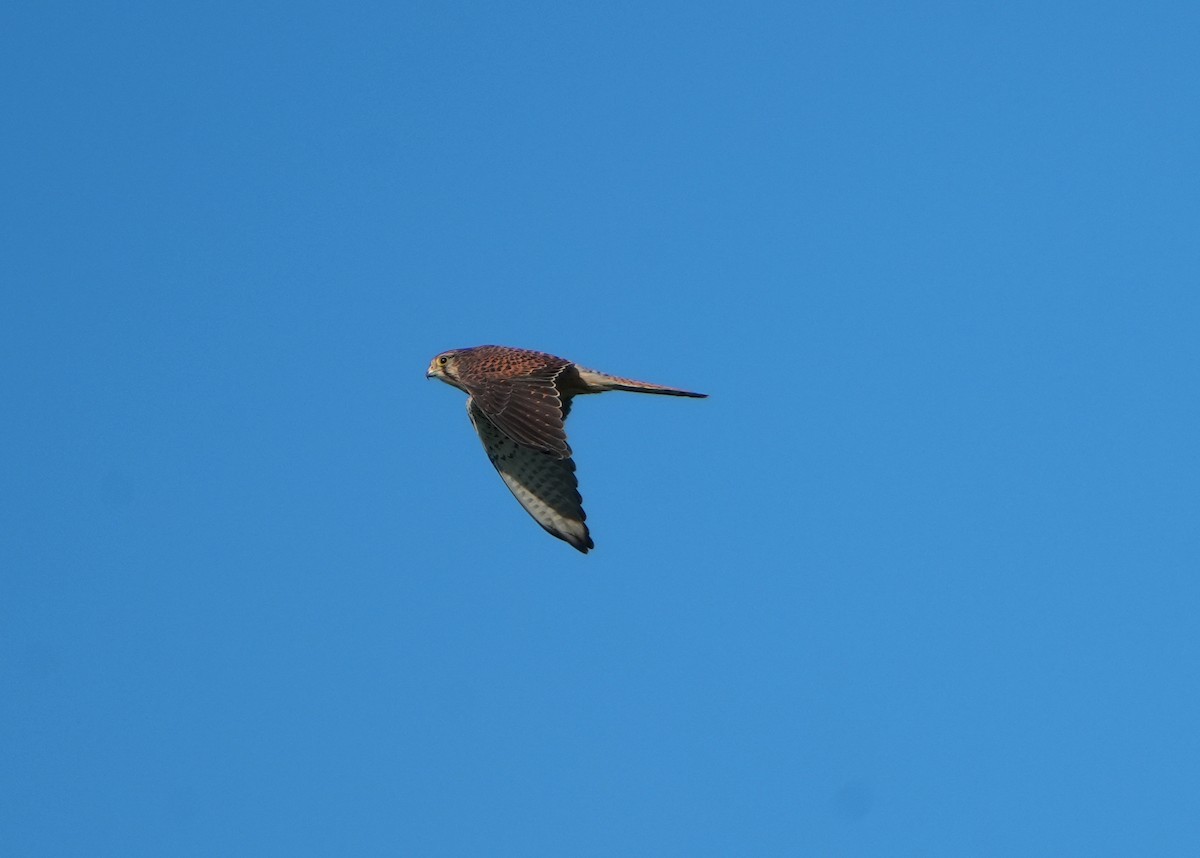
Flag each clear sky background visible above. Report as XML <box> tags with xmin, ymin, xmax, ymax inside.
<box><xmin>3</xmin><ymin>1</ymin><xmax>1199</xmax><ymax>855</ymax></box>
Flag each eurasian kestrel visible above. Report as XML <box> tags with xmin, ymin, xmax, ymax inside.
<box><xmin>426</xmin><ymin>345</ymin><xmax>706</xmax><ymax>553</ymax></box>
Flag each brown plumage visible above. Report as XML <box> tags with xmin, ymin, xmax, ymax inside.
<box><xmin>426</xmin><ymin>345</ymin><xmax>706</xmax><ymax>553</ymax></box>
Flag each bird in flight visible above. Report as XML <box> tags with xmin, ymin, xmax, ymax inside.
<box><xmin>426</xmin><ymin>345</ymin><xmax>706</xmax><ymax>553</ymax></box>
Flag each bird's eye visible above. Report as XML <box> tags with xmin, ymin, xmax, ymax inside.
<box><xmin>438</xmin><ymin>356</ymin><xmax>448</xmax><ymax>365</ymax></box>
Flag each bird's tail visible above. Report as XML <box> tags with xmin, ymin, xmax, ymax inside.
<box><xmin>575</xmin><ymin>367</ymin><xmax>707</xmax><ymax>398</ymax></box>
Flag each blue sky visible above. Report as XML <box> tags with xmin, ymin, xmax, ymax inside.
<box><xmin>3</xmin><ymin>0</ymin><xmax>1199</xmax><ymax>854</ymax></box>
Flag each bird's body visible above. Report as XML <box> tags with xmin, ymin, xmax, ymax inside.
<box><xmin>426</xmin><ymin>345</ymin><xmax>706</xmax><ymax>552</ymax></box>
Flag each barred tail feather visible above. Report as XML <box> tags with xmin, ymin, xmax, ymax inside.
<box><xmin>575</xmin><ymin>367</ymin><xmax>707</xmax><ymax>398</ymax></box>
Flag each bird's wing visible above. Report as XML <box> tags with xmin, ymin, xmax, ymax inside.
<box><xmin>468</xmin><ymin>363</ymin><xmax>572</xmax><ymax>457</ymax></box>
<box><xmin>468</xmin><ymin>399</ymin><xmax>592</xmax><ymax>553</ymax></box>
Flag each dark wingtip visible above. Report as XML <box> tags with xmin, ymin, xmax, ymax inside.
<box><xmin>550</xmin><ymin>525</ymin><xmax>593</xmax><ymax>553</ymax></box>
<box><xmin>570</xmin><ymin>533</ymin><xmax>595</xmax><ymax>554</ymax></box>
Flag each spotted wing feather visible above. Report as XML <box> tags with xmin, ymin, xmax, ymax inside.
<box><xmin>468</xmin><ymin>400</ymin><xmax>592</xmax><ymax>553</ymax></box>
<box><xmin>456</xmin><ymin>352</ymin><xmax>573</xmax><ymax>457</ymax></box>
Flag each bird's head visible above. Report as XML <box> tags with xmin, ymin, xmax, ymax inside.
<box><xmin>426</xmin><ymin>350</ymin><xmax>464</xmax><ymax>389</ymax></box>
